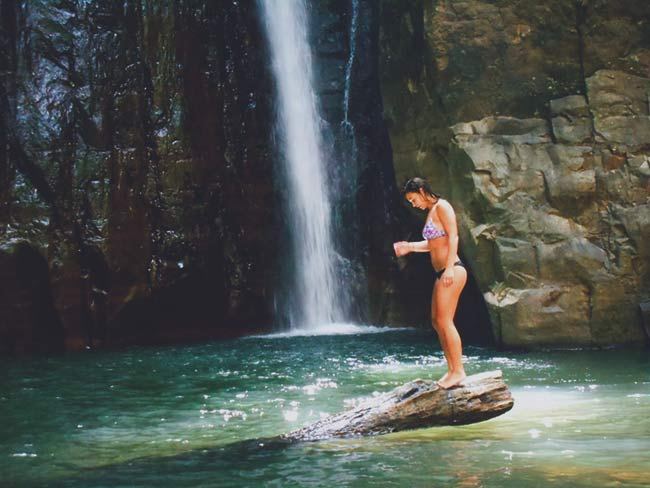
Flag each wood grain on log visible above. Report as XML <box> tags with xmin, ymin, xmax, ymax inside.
<box><xmin>284</xmin><ymin>370</ymin><xmax>514</xmax><ymax>441</ymax></box>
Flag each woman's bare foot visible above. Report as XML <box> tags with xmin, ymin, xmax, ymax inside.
<box><xmin>436</xmin><ymin>371</ymin><xmax>466</xmax><ymax>389</ymax></box>
<box><xmin>437</xmin><ymin>371</ymin><xmax>450</xmax><ymax>385</ymax></box>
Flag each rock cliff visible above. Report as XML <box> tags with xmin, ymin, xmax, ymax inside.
<box><xmin>0</xmin><ymin>0</ymin><xmax>400</xmax><ymax>354</ymax></box>
<box><xmin>1</xmin><ymin>0</ymin><xmax>280</xmax><ymax>352</ymax></box>
<box><xmin>2</xmin><ymin>0</ymin><xmax>648</xmax><ymax>353</ymax></box>
<box><xmin>380</xmin><ymin>0</ymin><xmax>650</xmax><ymax>346</ymax></box>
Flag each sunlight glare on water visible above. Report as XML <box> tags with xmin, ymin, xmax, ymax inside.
<box><xmin>1</xmin><ymin>328</ymin><xmax>649</xmax><ymax>487</ymax></box>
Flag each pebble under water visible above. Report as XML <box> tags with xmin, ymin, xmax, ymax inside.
<box><xmin>1</xmin><ymin>327</ymin><xmax>649</xmax><ymax>487</ymax></box>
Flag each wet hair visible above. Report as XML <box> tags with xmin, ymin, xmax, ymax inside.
<box><xmin>402</xmin><ymin>177</ymin><xmax>440</xmax><ymax>200</ymax></box>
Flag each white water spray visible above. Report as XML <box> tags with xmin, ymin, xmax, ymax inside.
<box><xmin>340</xmin><ymin>0</ymin><xmax>359</xmax><ymax>167</ymax></box>
<box><xmin>343</xmin><ymin>0</ymin><xmax>359</xmax><ymax>127</ymax></box>
<box><xmin>259</xmin><ymin>0</ymin><xmax>342</xmax><ymax>328</ymax></box>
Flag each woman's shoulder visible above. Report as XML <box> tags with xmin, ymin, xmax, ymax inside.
<box><xmin>433</xmin><ymin>199</ymin><xmax>457</xmax><ymax>222</ymax></box>
<box><xmin>434</xmin><ymin>198</ymin><xmax>454</xmax><ymax>212</ymax></box>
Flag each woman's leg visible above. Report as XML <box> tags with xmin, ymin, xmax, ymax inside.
<box><xmin>434</xmin><ymin>265</ymin><xmax>468</xmax><ymax>388</ymax></box>
<box><xmin>430</xmin><ymin>282</ymin><xmax>451</xmax><ymax>383</ymax></box>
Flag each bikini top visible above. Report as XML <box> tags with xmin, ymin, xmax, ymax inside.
<box><xmin>422</xmin><ymin>218</ymin><xmax>447</xmax><ymax>240</ymax></box>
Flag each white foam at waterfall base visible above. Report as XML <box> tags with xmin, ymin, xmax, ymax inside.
<box><xmin>248</xmin><ymin>323</ymin><xmax>411</xmax><ymax>339</ymax></box>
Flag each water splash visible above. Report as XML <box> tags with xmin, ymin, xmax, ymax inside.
<box><xmin>259</xmin><ymin>0</ymin><xmax>342</xmax><ymax>329</ymax></box>
<box><xmin>248</xmin><ymin>323</ymin><xmax>407</xmax><ymax>339</ymax></box>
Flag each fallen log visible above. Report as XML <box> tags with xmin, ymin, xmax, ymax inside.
<box><xmin>284</xmin><ymin>370</ymin><xmax>514</xmax><ymax>441</ymax></box>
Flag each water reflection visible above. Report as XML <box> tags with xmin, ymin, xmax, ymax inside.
<box><xmin>1</xmin><ymin>329</ymin><xmax>648</xmax><ymax>486</ymax></box>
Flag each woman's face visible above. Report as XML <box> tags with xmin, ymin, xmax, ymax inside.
<box><xmin>405</xmin><ymin>190</ymin><xmax>428</xmax><ymax>210</ymax></box>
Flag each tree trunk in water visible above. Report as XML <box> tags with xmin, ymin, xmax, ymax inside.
<box><xmin>284</xmin><ymin>370</ymin><xmax>513</xmax><ymax>441</ymax></box>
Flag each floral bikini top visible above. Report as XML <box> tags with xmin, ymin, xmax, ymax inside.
<box><xmin>422</xmin><ymin>218</ymin><xmax>447</xmax><ymax>240</ymax></box>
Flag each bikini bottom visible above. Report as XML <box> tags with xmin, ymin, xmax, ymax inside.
<box><xmin>434</xmin><ymin>260</ymin><xmax>464</xmax><ymax>281</ymax></box>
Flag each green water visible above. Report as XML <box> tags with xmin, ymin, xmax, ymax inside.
<box><xmin>2</xmin><ymin>327</ymin><xmax>649</xmax><ymax>487</ymax></box>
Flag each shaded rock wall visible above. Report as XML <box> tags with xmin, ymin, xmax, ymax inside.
<box><xmin>1</xmin><ymin>0</ymin><xmax>279</xmax><ymax>352</ymax></box>
<box><xmin>0</xmin><ymin>0</ymin><xmax>402</xmax><ymax>354</ymax></box>
<box><xmin>308</xmin><ymin>0</ymin><xmax>401</xmax><ymax>323</ymax></box>
<box><xmin>380</xmin><ymin>0</ymin><xmax>650</xmax><ymax>347</ymax></box>
<box><xmin>0</xmin><ymin>242</ymin><xmax>64</xmax><ymax>354</ymax></box>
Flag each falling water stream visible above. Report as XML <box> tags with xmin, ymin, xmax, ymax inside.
<box><xmin>342</xmin><ymin>0</ymin><xmax>359</xmax><ymax>128</ymax></box>
<box><xmin>259</xmin><ymin>0</ymin><xmax>343</xmax><ymax>330</ymax></box>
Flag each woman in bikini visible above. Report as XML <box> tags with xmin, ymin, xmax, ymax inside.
<box><xmin>393</xmin><ymin>177</ymin><xmax>468</xmax><ymax>389</ymax></box>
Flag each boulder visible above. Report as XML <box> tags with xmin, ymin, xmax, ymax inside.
<box><xmin>628</xmin><ymin>154</ymin><xmax>650</xmax><ymax>177</ymax></box>
<box><xmin>587</xmin><ymin>70</ymin><xmax>650</xmax><ymax>118</ymax></box>
<box><xmin>486</xmin><ymin>284</ymin><xmax>592</xmax><ymax>347</ymax></box>
<box><xmin>550</xmin><ymin>95</ymin><xmax>593</xmax><ymax>144</ymax></box>
<box><xmin>594</xmin><ymin>115</ymin><xmax>650</xmax><ymax>147</ymax></box>
<box><xmin>536</xmin><ymin>237</ymin><xmax>608</xmax><ymax>282</ymax></box>
<box><xmin>614</xmin><ymin>204</ymin><xmax>650</xmax><ymax>260</ymax></box>
<box><xmin>452</xmin><ymin>116</ymin><xmax>551</xmax><ymax>144</ymax></box>
<box><xmin>590</xmin><ymin>278</ymin><xmax>646</xmax><ymax>345</ymax></box>
<box><xmin>494</xmin><ymin>237</ymin><xmax>538</xmax><ymax>284</ymax></box>
<box><xmin>544</xmin><ymin>169</ymin><xmax>597</xmax><ymax>209</ymax></box>
<box><xmin>587</xmin><ymin>70</ymin><xmax>650</xmax><ymax>147</ymax></box>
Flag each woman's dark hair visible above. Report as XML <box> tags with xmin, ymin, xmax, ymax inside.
<box><xmin>402</xmin><ymin>177</ymin><xmax>440</xmax><ymax>199</ymax></box>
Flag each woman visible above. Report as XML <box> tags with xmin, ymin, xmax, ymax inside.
<box><xmin>393</xmin><ymin>177</ymin><xmax>467</xmax><ymax>389</ymax></box>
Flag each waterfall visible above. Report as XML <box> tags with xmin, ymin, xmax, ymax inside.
<box><xmin>340</xmin><ymin>0</ymin><xmax>359</xmax><ymax>169</ymax></box>
<box><xmin>259</xmin><ymin>0</ymin><xmax>342</xmax><ymax>329</ymax></box>
<box><xmin>342</xmin><ymin>0</ymin><xmax>359</xmax><ymax>128</ymax></box>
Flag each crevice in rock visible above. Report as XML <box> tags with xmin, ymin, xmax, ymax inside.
<box><xmin>587</xmin><ymin>284</ymin><xmax>594</xmax><ymax>340</ymax></box>
<box><xmin>407</xmin><ymin>1</ymin><xmax>425</xmax><ymax>82</ymax></box>
<box><xmin>456</xmin><ymin>253</ymin><xmax>495</xmax><ymax>346</ymax></box>
<box><xmin>546</xmin><ymin>116</ymin><xmax>558</xmax><ymax>145</ymax></box>
<box><xmin>575</xmin><ymin>1</ymin><xmax>589</xmax><ymax>100</ymax></box>
<box><xmin>575</xmin><ymin>0</ymin><xmax>599</xmax><ymax>144</ymax></box>
<box><xmin>540</xmin><ymin>170</ymin><xmax>553</xmax><ymax>207</ymax></box>
<box><xmin>534</xmin><ymin>242</ymin><xmax>542</xmax><ymax>279</ymax></box>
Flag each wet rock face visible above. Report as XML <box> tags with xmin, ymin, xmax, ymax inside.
<box><xmin>0</xmin><ymin>242</ymin><xmax>64</xmax><ymax>354</ymax></box>
<box><xmin>4</xmin><ymin>0</ymin><xmax>646</xmax><ymax>353</ymax></box>
<box><xmin>381</xmin><ymin>0</ymin><xmax>650</xmax><ymax>347</ymax></box>
<box><xmin>308</xmin><ymin>0</ymin><xmax>402</xmax><ymax>324</ymax></box>
<box><xmin>0</xmin><ymin>0</ymin><xmax>402</xmax><ymax>354</ymax></box>
<box><xmin>451</xmin><ymin>71</ymin><xmax>649</xmax><ymax>346</ymax></box>
<box><xmin>1</xmin><ymin>1</ymin><xmax>278</xmax><ymax>352</ymax></box>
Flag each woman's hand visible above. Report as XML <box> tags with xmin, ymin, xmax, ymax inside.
<box><xmin>441</xmin><ymin>268</ymin><xmax>455</xmax><ymax>287</ymax></box>
<box><xmin>393</xmin><ymin>241</ymin><xmax>411</xmax><ymax>257</ymax></box>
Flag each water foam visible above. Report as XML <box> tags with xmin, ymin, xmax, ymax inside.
<box><xmin>248</xmin><ymin>323</ymin><xmax>410</xmax><ymax>339</ymax></box>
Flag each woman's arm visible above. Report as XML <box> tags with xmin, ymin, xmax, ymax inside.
<box><xmin>393</xmin><ymin>240</ymin><xmax>429</xmax><ymax>256</ymax></box>
<box><xmin>408</xmin><ymin>240</ymin><xmax>430</xmax><ymax>252</ymax></box>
